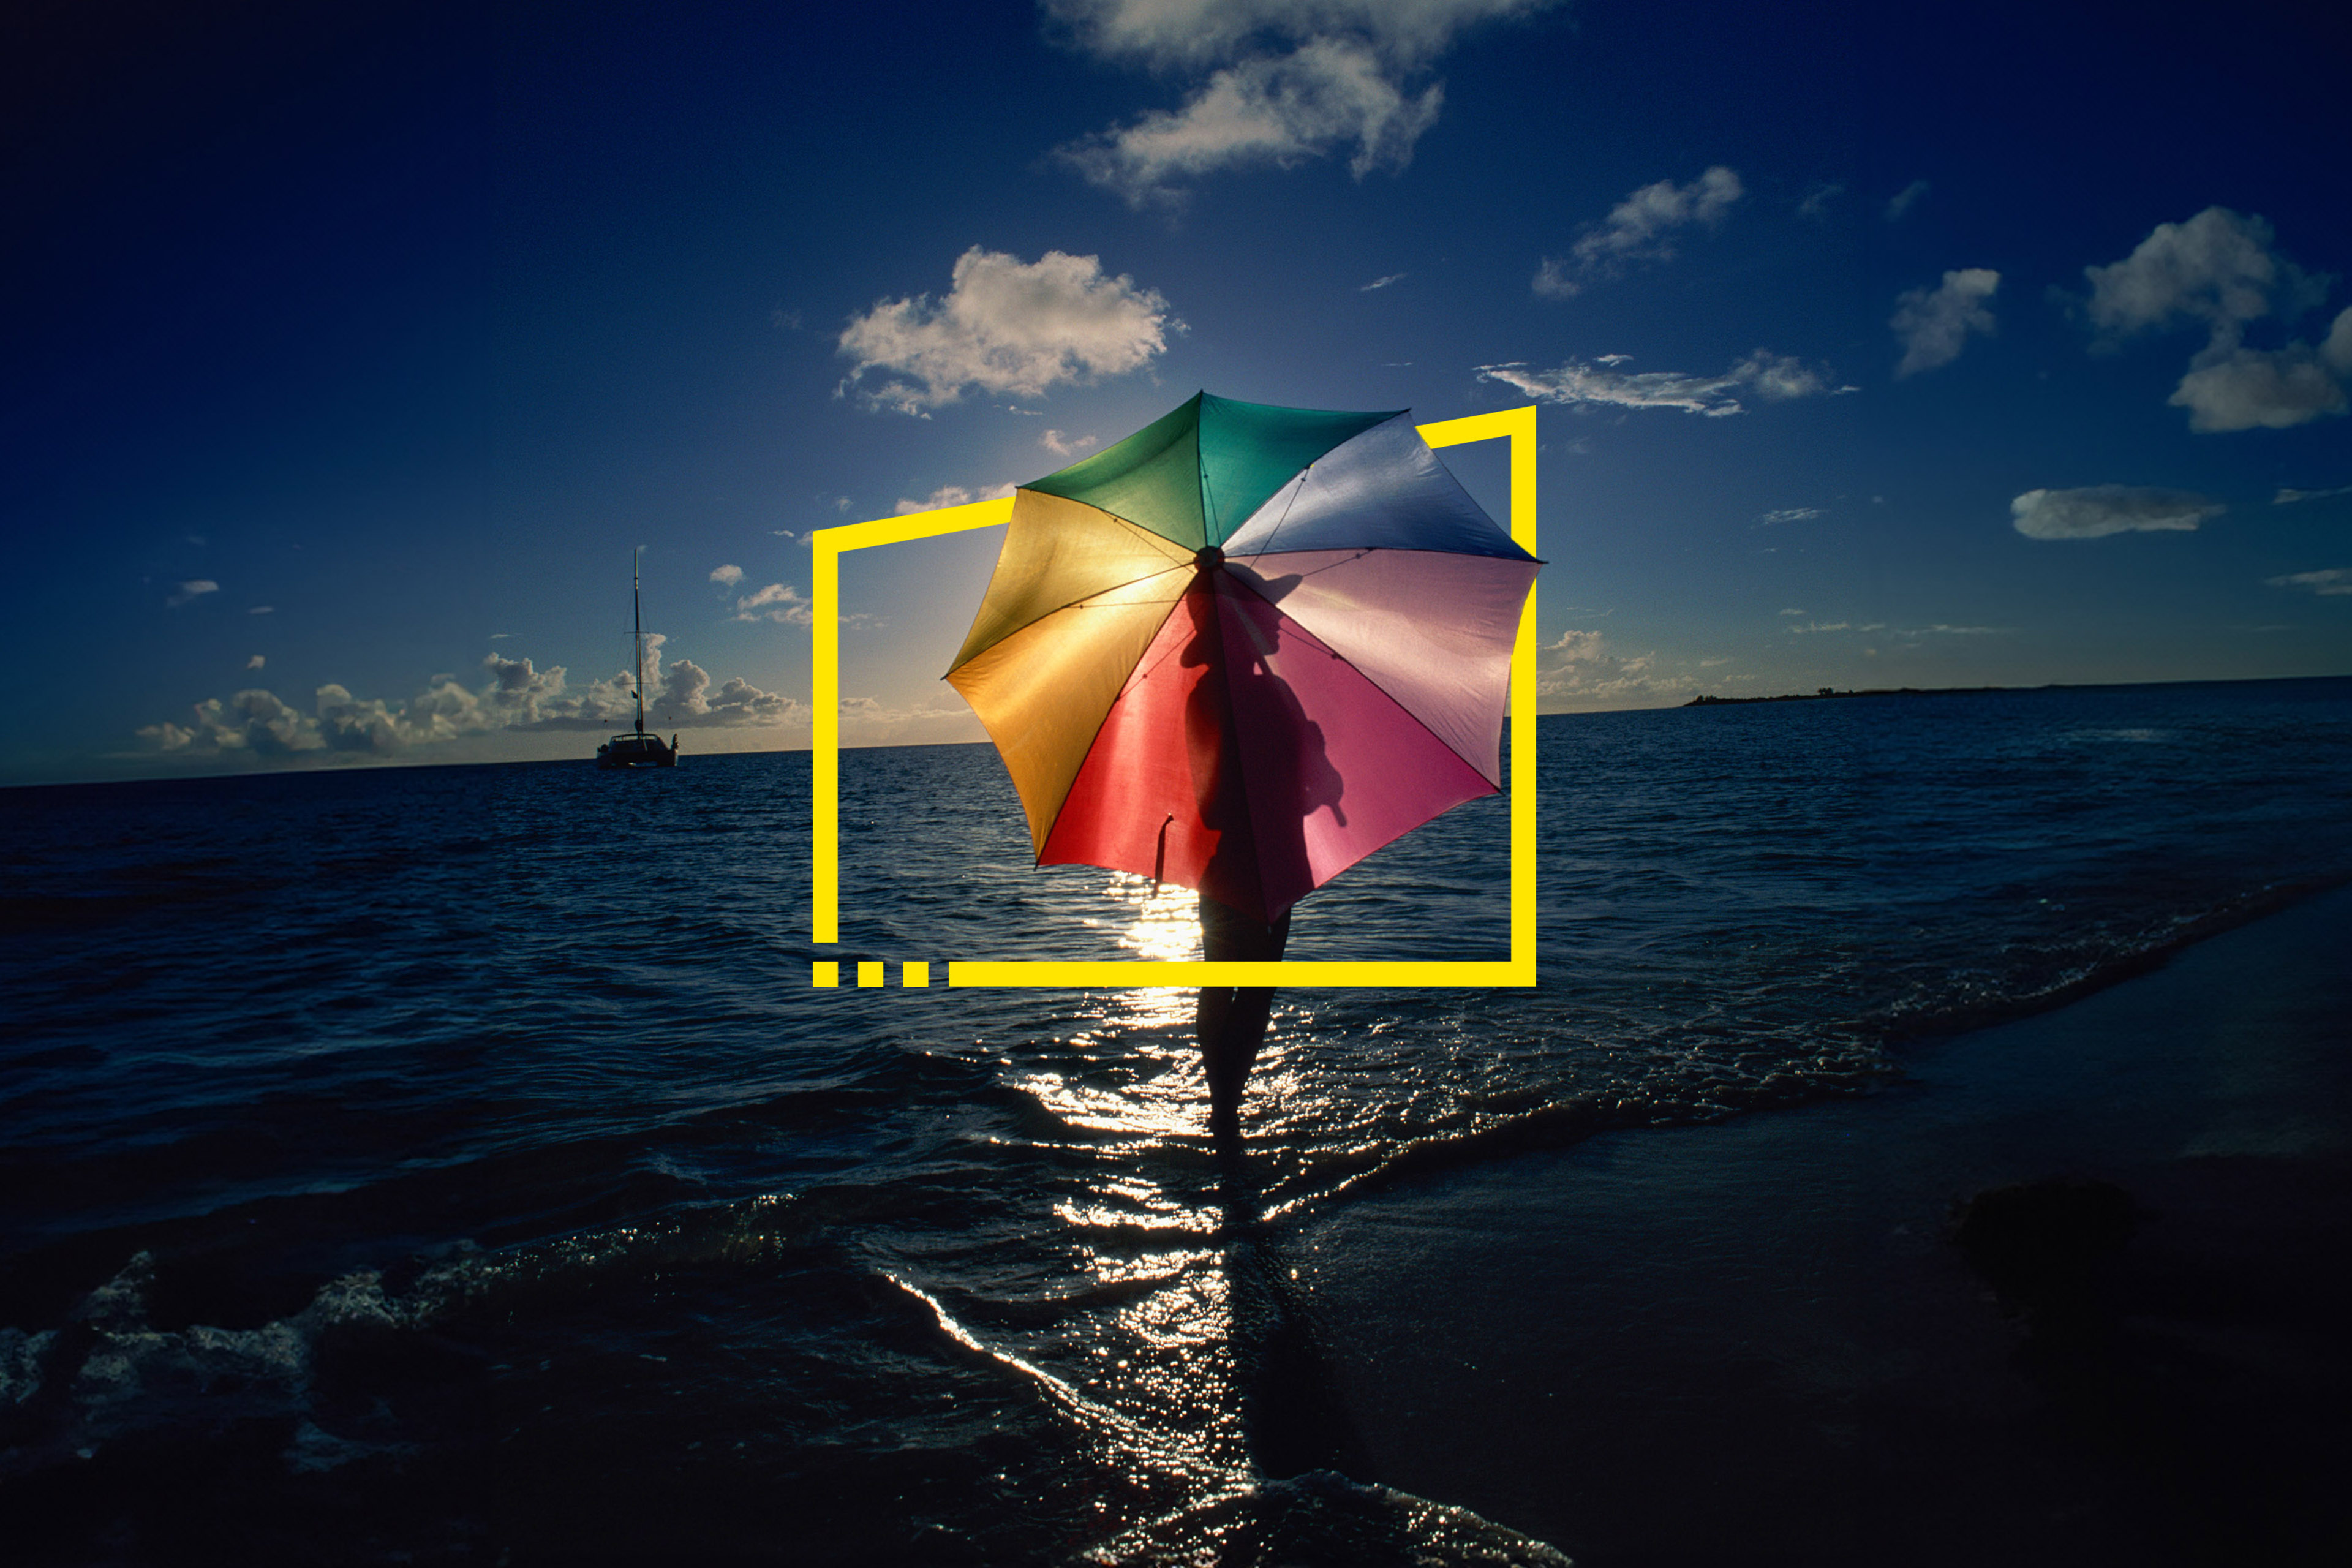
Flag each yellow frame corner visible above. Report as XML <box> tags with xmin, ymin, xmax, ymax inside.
<box><xmin>810</xmin><ymin>405</ymin><xmax>1540</xmax><ymax>988</ymax></box>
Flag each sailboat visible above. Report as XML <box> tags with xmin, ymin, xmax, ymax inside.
<box><xmin>595</xmin><ymin>549</ymin><xmax>680</xmax><ymax>769</ymax></box>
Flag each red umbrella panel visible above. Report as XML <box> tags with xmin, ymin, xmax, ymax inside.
<box><xmin>946</xmin><ymin>393</ymin><xmax>1540</xmax><ymax>925</ymax></box>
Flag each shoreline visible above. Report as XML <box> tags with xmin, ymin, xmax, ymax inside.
<box><xmin>1282</xmin><ymin>882</ymin><xmax>2352</xmax><ymax>1565</ymax></box>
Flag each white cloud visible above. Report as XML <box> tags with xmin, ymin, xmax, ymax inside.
<box><xmin>249</xmin><ymin>605</ymin><xmax>274</xmax><ymax>615</ymax></box>
<box><xmin>1758</xmin><ymin>507</ymin><xmax>1824</xmax><ymax>524</ymax></box>
<box><xmin>2275</xmin><ymin>484</ymin><xmax>2352</xmax><ymax>504</ymax></box>
<box><xmin>2084</xmin><ymin>208</ymin><xmax>2324</xmax><ymax>341</ymax></box>
<box><xmin>167</xmin><ymin>579</ymin><xmax>219</xmax><ymax>607</ymax></box>
<box><xmin>710</xmin><ymin>564</ymin><xmax>744</xmax><ymax>586</ymax></box>
<box><xmin>1530</xmin><ymin>257</ymin><xmax>1578</xmax><ymax>300</ymax></box>
<box><xmin>1578</xmin><ymin>165</ymin><xmax>1743</xmax><ymax>266</ymax></box>
<box><xmin>1047</xmin><ymin>0</ymin><xmax>1549</xmax><ymax>203</ymax></box>
<box><xmin>2010</xmin><ymin>486</ymin><xmax>2223</xmax><ymax>540</ymax></box>
<box><xmin>1891</xmin><ymin>268</ymin><xmax>1999</xmax><ymax>377</ymax></box>
<box><xmin>734</xmin><ymin>582</ymin><xmax>815</xmax><ymax>624</ymax></box>
<box><xmin>1044</xmin><ymin>0</ymin><xmax>1550</xmax><ymax>69</ymax></box>
<box><xmin>1796</xmin><ymin>183</ymin><xmax>1841</xmax><ymax>220</ymax></box>
<box><xmin>1884</xmin><ymin>179</ymin><xmax>1929</xmax><ymax>220</ymax></box>
<box><xmin>894</xmin><ymin>481</ymin><xmax>1017</xmax><ymax>515</ymax></box>
<box><xmin>2266</xmin><ymin>568</ymin><xmax>2352</xmax><ymax>597</ymax></box>
<box><xmin>837</xmin><ymin>247</ymin><xmax>1177</xmax><ymax>414</ymax></box>
<box><xmin>1360</xmin><ymin>272</ymin><xmax>1406</xmax><ymax>291</ymax></box>
<box><xmin>245</xmin><ymin>655</ymin><xmax>265</xmax><ymax>670</ymax></box>
<box><xmin>2080</xmin><ymin>209</ymin><xmax>2346</xmax><ymax>432</ymax></box>
<box><xmin>1041</xmin><ymin>428</ymin><xmax>1099</xmax><ymax>458</ymax></box>
<box><xmin>1536</xmin><ymin>626</ymin><xmax>1690</xmax><ymax>703</ymax></box>
<box><xmin>1060</xmin><ymin>37</ymin><xmax>1442</xmax><ymax>205</ymax></box>
<box><xmin>2168</xmin><ymin>314</ymin><xmax>2351</xmax><ymax>432</ymax></box>
<box><xmin>1478</xmin><ymin>350</ymin><xmax>1852</xmax><ymax>417</ymax></box>
<box><xmin>138</xmin><ymin>646</ymin><xmax>805</xmax><ymax>759</ymax></box>
<box><xmin>1535</xmin><ymin>167</ymin><xmax>1742</xmax><ymax>297</ymax></box>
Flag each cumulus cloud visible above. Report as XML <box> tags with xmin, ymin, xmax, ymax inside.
<box><xmin>1041</xmin><ymin>428</ymin><xmax>1099</xmax><ymax>458</ymax></box>
<box><xmin>1884</xmin><ymin>179</ymin><xmax>1929</xmax><ymax>220</ymax></box>
<box><xmin>1478</xmin><ymin>350</ymin><xmax>1853</xmax><ymax>417</ymax></box>
<box><xmin>710</xmin><ymin>564</ymin><xmax>744</xmax><ymax>585</ymax></box>
<box><xmin>1048</xmin><ymin>0</ymin><xmax>1548</xmax><ymax>204</ymax></box>
<box><xmin>167</xmin><ymin>579</ymin><xmax>219</xmax><ymax>607</ymax></box>
<box><xmin>2168</xmin><ymin>312</ymin><xmax>2351</xmax><ymax>432</ymax></box>
<box><xmin>2080</xmin><ymin>209</ymin><xmax>2346</xmax><ymax>432</ymax></box>
<box><xmin>2266</xmin><ymin>568</ymin><xmax>2352</xmax><ymax>597</ymax></box>
<box><xmin>245</xmin><ymin>655</ymin><xmax>265</xmax><ymax>669</ymax></box>
<box><xmin>894</xmin><ymin>481</ymin><xmax>1017</xmax><ymax>515</ymax></box>
<box><xmin>1796</xmin><ymin>183</ymin><xmax>1841</xmax><ymax>220</ymax></box>
<box><xmin>138</xmin><ymin>644</ymin><xmax>804</xmax><ymax>760</ymax></box>
<box><xmin>1536</xmin><ymin>626</ymin><xmax>1691</xmax><ymax>704</ymax></box>
<box><xmin>837</xmin><ymin>247</ymin><xmax>1177</xmax><ymax>414</ymax></box>
<box><xmin>2010</xmin><ymin>486</ymin><xmax>2224</xmax><ymax>540</ymax></box>
<box><xmin>1891</xmin><ymin>268</ymin><xmax>1999</xmax><ymax>377</ymax></box>
<box><xmin>2275</xmin><ymin>484</ymin><xmax>2352</xmax><ymax>504</ymax></box>
<box><xmin>2084</xmin><ymin>208</ymin><xmax>2324</xmax><ymax>340</ymax></box>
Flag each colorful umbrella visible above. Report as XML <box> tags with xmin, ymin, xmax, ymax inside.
<box><xmin>946</xmin><ymin>393</ymin><xmax>1540</xmax><ymax>926</ymax></box>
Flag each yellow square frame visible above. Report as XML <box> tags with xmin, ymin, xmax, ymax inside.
<box><xmin>809</xmin><ymin>405</ymin><xmax>1539</xmax><ymax>987</ymax></box>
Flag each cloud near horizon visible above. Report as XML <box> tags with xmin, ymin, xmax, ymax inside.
<box><xmin>137</xmin><ymin>644</ymin><xmax>802</xmax><ymax>760</ymax></box>
<box><xmin>1479</xmin><ymin>350</ymin><xmax>1853</xmax><ymax>417</ymax></box>
<box><xmin>837</xmin><ymin>247</ymin><xmax>1177</xmax><ymax>414</ymax></box>
<box><xmin>2010</xmin><ymin>486</ymin><xmax>2224</xmax><ymax>540</ymax></box>
<box><xmin>1047</xmin><ymin>0</ymin><xmax>1550</xmax><ymax>205</ymax></box>
<box><xmin>894</xmin><ymin>482</ymin><xmax>1017</xmax><ymax>515</ymax></box>
<box><xmin>1537</xmin><ymin>627</ymin><xmax>1692</xmax><ymax>703</ymax></box>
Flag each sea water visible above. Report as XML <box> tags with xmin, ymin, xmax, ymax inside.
<box><xmin>4</xmin><ymin>677</ymin><xmax>2349</xmax><ymax>1561</ymax></box>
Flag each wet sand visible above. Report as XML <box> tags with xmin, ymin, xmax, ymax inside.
<box><xmin>1287</xmin><ymin>884</ymin><xmax>2352</xmax><ymax>1566</ymax></box>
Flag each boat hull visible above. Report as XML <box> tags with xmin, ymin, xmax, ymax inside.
<box><xmin>596</xmin><ymin>736</ymin><xmax>679</xmax><ymax>769</ymax></box>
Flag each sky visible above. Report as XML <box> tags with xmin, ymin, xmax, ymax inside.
<box><xmin>7</xmin><ymin>0</ymin><xmax>2348</xmax><ymax>785</ymax></box>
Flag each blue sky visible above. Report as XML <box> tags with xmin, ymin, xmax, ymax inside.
<box><xmin>9</xmin><ymin>0</ymin><xmax>2347</xmax><ymax>784</ymax></box>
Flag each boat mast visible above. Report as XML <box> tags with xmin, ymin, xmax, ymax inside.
<box><xmin>632</xmin><ymin>548</ymin><xmax>647</xmax><ymax>737</ymax></box>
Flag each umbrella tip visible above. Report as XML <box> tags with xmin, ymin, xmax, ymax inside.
<box><xmin>1193</xmin><ymin>546</ymin><xmax>1224</xmax><ymax>572</ymax></box>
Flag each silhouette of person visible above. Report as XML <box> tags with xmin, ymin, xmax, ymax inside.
<box><xmin>1178</xmin><ymin>549</ymin><xmax>1344</xmax><ymax>1133</ymax></box>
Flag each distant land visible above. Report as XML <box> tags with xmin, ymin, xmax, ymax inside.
<box><xmin>1687</xmin><ymin>684</ymin><xmax>2075</xmax><ymax>707</ymax></box>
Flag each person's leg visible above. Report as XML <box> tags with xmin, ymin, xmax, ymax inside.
<box><xmin>1199</xmin><ymin>899</ymin><xmax>1291</xmax><ymax>1122</ymax></box>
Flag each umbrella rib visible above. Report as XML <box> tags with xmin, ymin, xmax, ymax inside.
<box><xmin>1220</xmin><ymin>552</ymin><xmax>1510</xmax><ymax>787</ymax></box>
<box><xmin>945</xmin><ymin>563</ymin><xmax>1192</xmax><ymax>678</ymax></box>
<box><xmin>1248</xmin><ymin>461</ymin><xmax>1314</xmax><ymax>557</ymax></box>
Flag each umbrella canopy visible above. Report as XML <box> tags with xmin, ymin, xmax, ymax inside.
<box><xmin>946</xmin><ymin>392</ymin><xmax>1540</xmax><ymax>925</ymax></box>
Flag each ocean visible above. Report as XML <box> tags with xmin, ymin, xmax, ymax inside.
<box><xmin>5</xmin><ymin>676</ymin><xmax>2350</xmax><ymax>1564</ymax></box>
